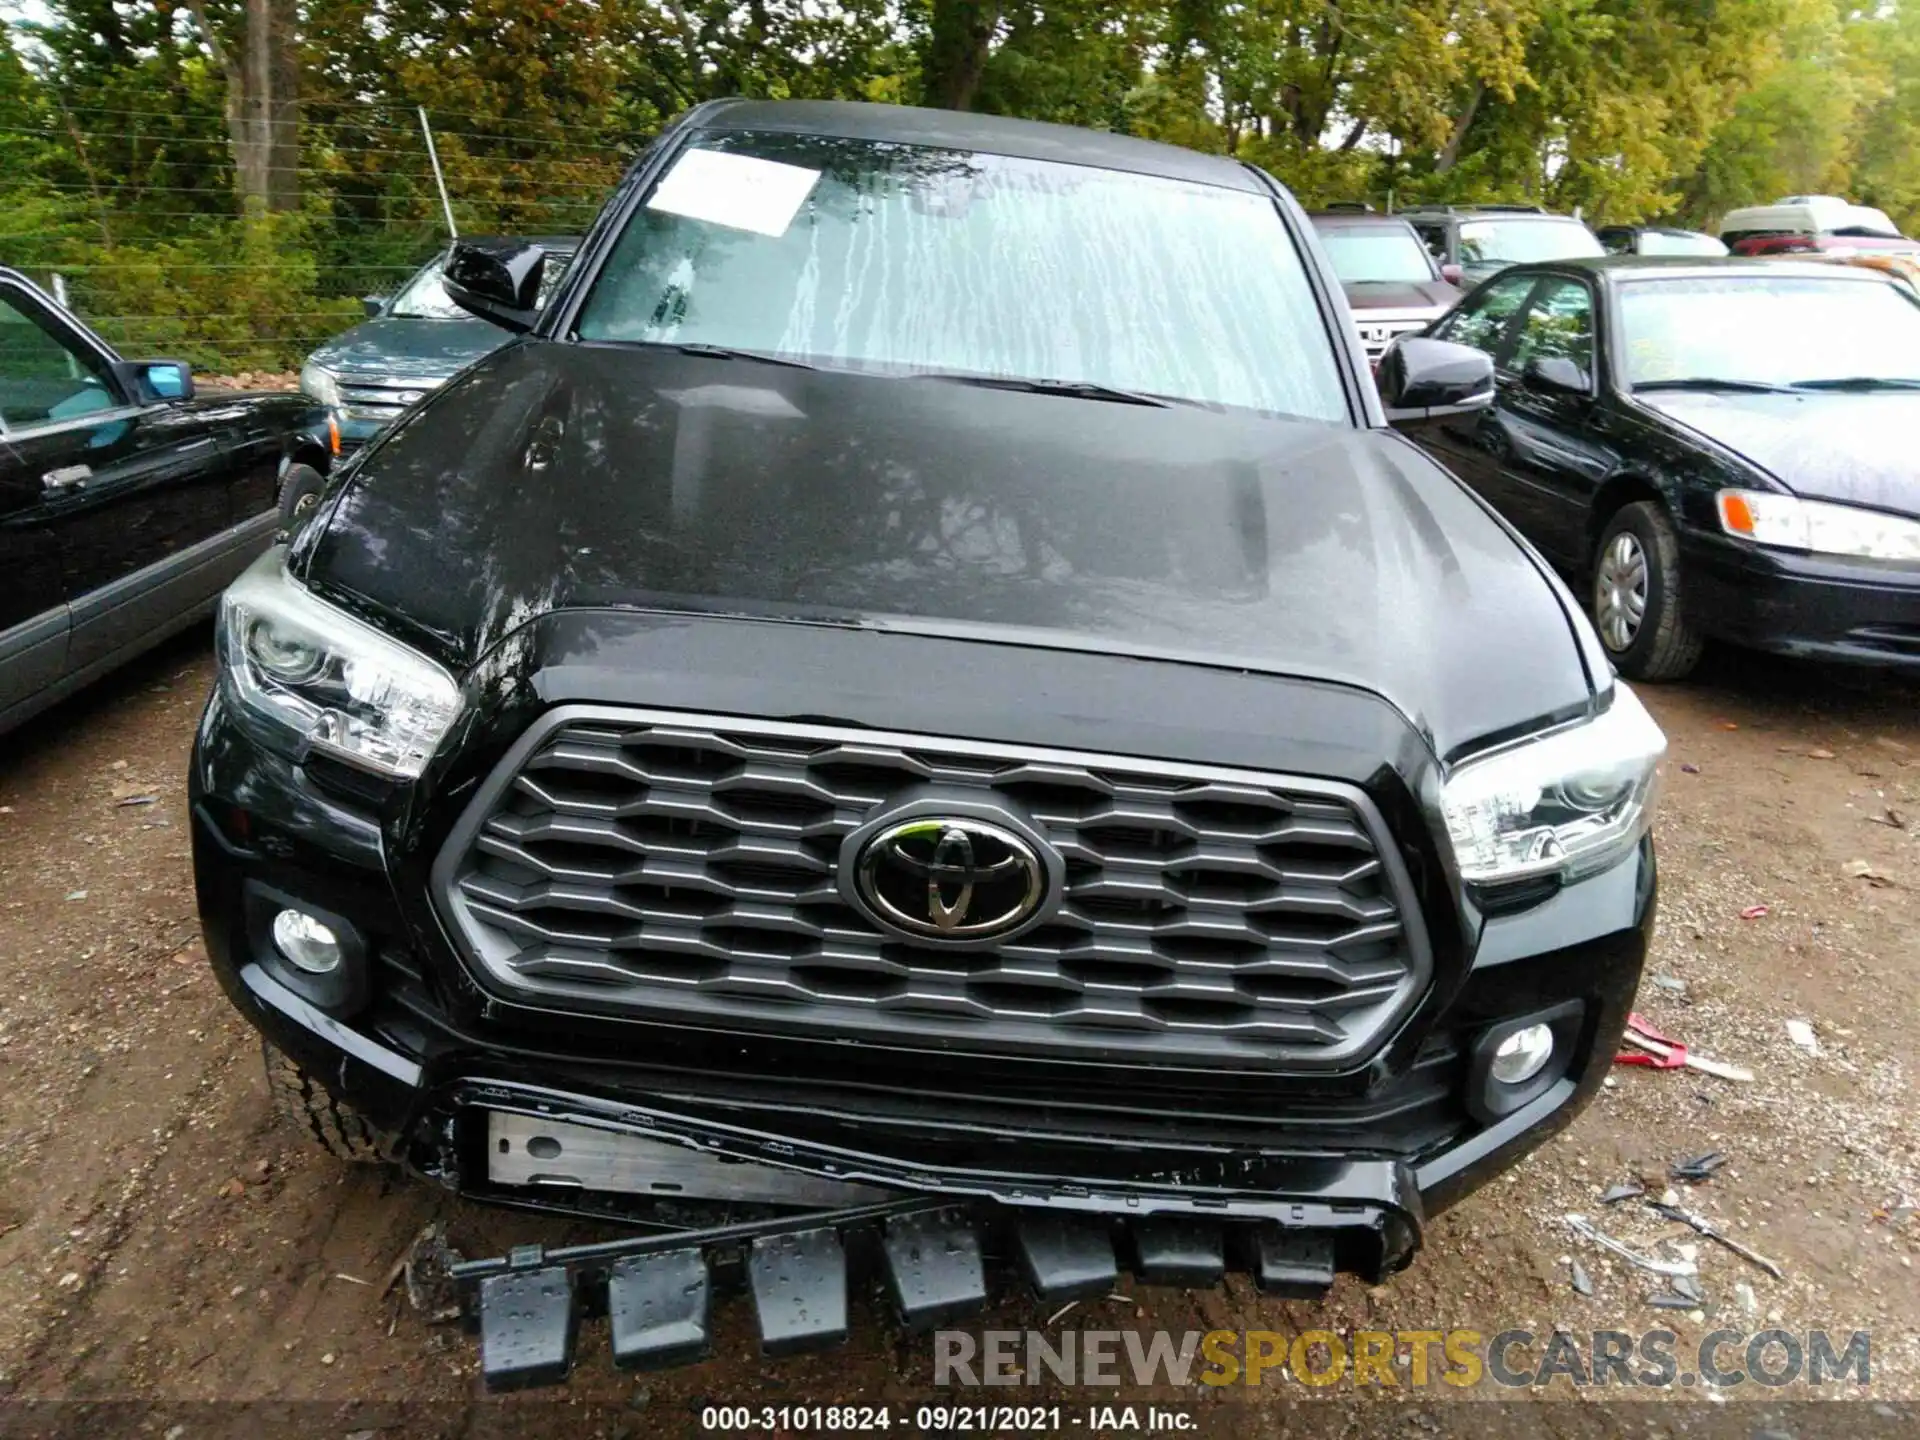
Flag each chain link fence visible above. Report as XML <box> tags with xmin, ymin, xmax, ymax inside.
<box><xmin>5</xmin><ymin>105</ymin><xmax>635</xmax><ymax>375</ymax></box>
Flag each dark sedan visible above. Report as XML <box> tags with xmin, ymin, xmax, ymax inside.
<box><xmin>1</xmin><ymin>268</ymin><xmax>332</xmax><ymax>736</ymax></box>
<box><xmin>1390</xmin><ymin>256</ymin><xmax>1920</xmax><ymax>678</ymax></box>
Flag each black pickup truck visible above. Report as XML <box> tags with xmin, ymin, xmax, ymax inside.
<box><xmin>0</xmin><ymin>268</ymin><xmax>332</xmax><ymax>736</ymax></box>
<box><xmin>189</xmin><ymin>100</ymin><xmax>1663</xmax><ymax>1388</ymax></box>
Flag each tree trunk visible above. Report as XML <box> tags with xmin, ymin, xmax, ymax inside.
<box><xmin>1435</xmin><ymin>81</ymin><xmax>1484</xmax><ymax>174</ymax></box>
<box><xmin>190</xmin><ymin>0</ymin><xmax>299</xmax><ymax>214</ymax></box>
<box><xmin>925</xmin><ymin>0</ymin><xmax>1000</xmax><ymax>112</ymax></box>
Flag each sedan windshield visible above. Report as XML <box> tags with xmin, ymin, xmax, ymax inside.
<box><xmin>1620</xmin><ymin>276</ymin><xmax>1920</xmax><ymax>389</ymax></box>
<box><xmin>575</xmin><ymin>132</ymin><xmax>1348</xmax><ymax>421</ymax></box>
<box><xmin>1458</xmin><ymin>219</ymin><xmax>1604</xmax><ymax>266</ymax></box>
<box><xmin>1317</xmin><ymin>228</ymin><xmax>1437</xmax><ymax>284</ymax></box>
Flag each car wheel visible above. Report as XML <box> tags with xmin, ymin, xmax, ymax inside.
<box><xmin>276</xmin><ymin>462</ymin><xmax>327</xmax><ymax>530</ymax></box>
<box><xmin>262</xmin><ymin>1040</ymin><xmax>388</xmax><ymax>1164</ymax></box>
<box><xmin>1592</xmin><ymin>501</ymin><xmax>1705</xmax><ymax>681</ymax></box>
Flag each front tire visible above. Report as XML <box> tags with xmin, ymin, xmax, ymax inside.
<box><xmin>276</xmin><ymin>462</ymin><xmax>327</xmax><ymax>531</ymax></box>
<box><xmin>262</xmin><ymin>1040</ymin><xmax>387</xmax><ymax>1164</ymax></box>
<box><xmin>1592</xmin><ymin>501</ymin><xmax>1705</xmax><ymax>681</ymax></box>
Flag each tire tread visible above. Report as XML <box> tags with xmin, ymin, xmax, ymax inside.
<box><xmin>262</xmin><ymin>1041</ymin><xmax>386</xmax><ymax>1163</ymax></box>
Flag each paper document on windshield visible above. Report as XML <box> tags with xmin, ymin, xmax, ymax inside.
<box><xmin>646</xmin><ymin>149</ymin><xmax>821</xmax><ymax>237</ymax></box>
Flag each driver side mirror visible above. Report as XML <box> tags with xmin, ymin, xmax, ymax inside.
<box><xmin>115</xmin><ymin>359</ymin><xmax>194</xmax><ymax>403</ymax></box>
<box><xmin>443</xmin><ymin>240</ymin><xmax>548</xmax><ymax>333</ymax></box>
<box><xmin>361</xmin><ymin>294</ymin><xmax>388</xmax><ymax>319</ymax></box>
<box><xmin>1526</xmin><ymin>354</ymin><xmax>1590</xmax><ymax>394</ymax></box>
<box><xmin>1439</xmin><ymin>262</ymin><xmax>1464</xmax><ymax>286</ymax></box>
<box><xmin>1377</xmin><ymin>336</ymin><xmax>1495</xmax><ymax>427</ymax></box>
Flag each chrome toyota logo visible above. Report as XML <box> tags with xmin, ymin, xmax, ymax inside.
<box><xmin>853</xmin><ymin>818</ymin><xmax>1046</xmax><ymax>941</ymax></box>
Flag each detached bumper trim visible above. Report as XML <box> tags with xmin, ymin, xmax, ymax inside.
<box><xmin>239</xmin><ymin>962</ymin><xmax>423</xmax><ymax>1087</ymax></box>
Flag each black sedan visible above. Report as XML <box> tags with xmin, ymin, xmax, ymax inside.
<box><xmin>1388</xmin><ymin>256</ymin><xmax>1920</xmax><ymax>678</ymax></box>
<box><xmin>1</xmin><ymin>268</ymin><xmax>335</xmax><ymax>735</ymax></box>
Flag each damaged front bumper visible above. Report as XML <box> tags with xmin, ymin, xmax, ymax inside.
<box><xmin>435</xmin><ymin>1071</ymin><xmax>1428</xmax><ymax>1390</ymax></box>
<box><xmin>191</xmin><ymin>691</ymin><xmax>1654</xmax><ymax>1391</ymax></box>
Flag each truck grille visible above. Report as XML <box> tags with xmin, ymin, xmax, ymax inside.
<box><xmin>337</xmin><ymin>376</ymin><xmax>439</xmax><ymax>427</ymax></box>
<box><xmin>435</xmin><ymin>709</ymin><xmax>1429</xmax><ymax>1070</ymax></box>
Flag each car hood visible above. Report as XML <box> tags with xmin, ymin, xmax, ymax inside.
<box><xmin>305</xmin><ymin>316</ymin><xmax>515</xmax><ymax>382</ymax></box>
<box><xmin>1636</xmin><ymin>391</ymin><xmax>1920</xmax><ymax>514</ymax></box>
<box><xmin>303</xmin><ymin>341</ymin><xmax>1597</xmax><ymax>758</ymax></box>
<box><xmin>1340</xmin><ymin>279</ymin><xmax>1461</xmax><ymax>314</ymax></box>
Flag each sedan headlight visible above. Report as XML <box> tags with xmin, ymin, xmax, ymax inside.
<box><xmin>1718</xmin><ymin>490</ymin><xmax>1920</xmax><ymax>562</ymax></box>
<box><xmin>299</xmin><ymin>360</ymin><xmax>342</xmax><ymax>410</ymax></box>
<box><xmin>217</xmin><ymin>550</ymin><xmax>460</xmax><ymax>779</ymax></box>
<box><xmin>1442</xmin><ymin>685</ymin><xmax>1666</xmax><ymax>886</ymax></box>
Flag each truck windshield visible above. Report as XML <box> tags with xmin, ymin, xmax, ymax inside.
<box><xmin>1317</xmin><ymin>227</ymin><xmax>1438</xmax><ymax>284</ymax></box>
<box><xmin>1458</xmin><ymin>218</ymin><xmax>1604</xmax><ymax>266</ymax></box>
<box><xmin>575</xmin><ymin>131</ymin><xmax>1348</xmax><ymax>422</ymax></box>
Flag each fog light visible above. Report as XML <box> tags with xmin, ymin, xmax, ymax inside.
<box><xmin>1491</xmin><ymin>1023</ymin><xmax>1554</xmax><ymax>1085</ymax></box>
<box><xmin>271</xmin><ymin>908</ymin><xmax>342</xmax><ymax>975</ymax></box>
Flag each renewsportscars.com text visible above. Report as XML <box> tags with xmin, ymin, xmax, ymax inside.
<box><xmin>933</xmin><ymin>1328</ymin><xmax>1871</xmax><ymax>1390</ymax></box>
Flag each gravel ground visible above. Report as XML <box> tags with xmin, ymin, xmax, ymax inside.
<box><xmin>0</xmin><ymin>631</ymin><xmax>1915</xmax><ymax>1439</ymax></box>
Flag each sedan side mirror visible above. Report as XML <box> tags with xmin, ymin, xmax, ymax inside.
<box><xmin>1526</xmin><ymin>355</ymin><xmax>1590</xmax><ymax>394</ymax></box>
<box><xmin>1439</xmin><ymin>262</ymin><xmax>1464</xmax><ymax>285</ymax></box>
<box><xmin>115</xmin><ymin>359</ymin><xmax>195</xmax><ymax>403</ymax></box>
<box><xmin>443</xmin><ymin>240</ymin><xmax>548</xmax><ymax>333</ymax></box>
<box><xmin>1377</xmin><ymin>336</ymin><xmax>1495</xmax><ymax>427</ymax></box>
<box><xmin>361</xmin><ymin>294</ymin><xmax>388</xmax><ymax>319</ymax></box>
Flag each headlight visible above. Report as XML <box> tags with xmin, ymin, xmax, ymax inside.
<box><xmin>217</xmin><ymin>550</ymin><xmax>460</xmax><ymax>779</ymax></box>
<box><xmin>1442</xmin><ymin>685</ymin><xmax>1666</xmax><ymax>886</ymax></box>
<box><xmin>1718</xmin><ymin>490</ymin><xmax>1920</xmax><ymax>562</ymax></box>
<box><xmin>299</xmin><ymin>360</ymin><xmax>342</xmax><ymax>409</ymax></box>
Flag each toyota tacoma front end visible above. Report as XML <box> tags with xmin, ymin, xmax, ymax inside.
<box><xmin>189</xmin><ymin>98</ymin><xmax>1663</xmax><ymax>1388</ymax></box>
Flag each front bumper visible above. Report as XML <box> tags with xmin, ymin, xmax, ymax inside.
<box><xmin>190</xmin><ymin>684</ymin><xmax>1653</xmax><ymax>1384</ymax></box>
<box><xmin>1684</xmin><ymin>529</ymin><xmax>1920</xmax><ymax>668</ymax></box>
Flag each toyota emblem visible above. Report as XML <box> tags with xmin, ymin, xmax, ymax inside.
<box><xmin>851</xmin><ymin>817</ymin><xmax>1047</xmax><ymax>941</ymax></box>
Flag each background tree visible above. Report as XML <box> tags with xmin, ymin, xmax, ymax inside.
<box><xmin>3</xmin><ymin>0</ymin><xmax>1916</xmax><ymax>371</ymax></box>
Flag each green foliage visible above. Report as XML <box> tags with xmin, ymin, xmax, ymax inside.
<box><xmin>4</xmin><ymin>0</ymin><xmax>1917</xmax><ymax>373</ymax></box>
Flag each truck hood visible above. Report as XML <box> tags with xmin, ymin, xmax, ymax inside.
<box><xmin>1340</xmin><ymin>279</ymin><xmax>1461</xmax><ymax>315</ymax></box>
<box><xmin>305</xmin><ymin>316</ymin><xmax>513</xmax><ymax>383</ymax></box>
<box><xmin>1636</xmin><ymin>390</ymin><xmax>1920</xmax><ymax>515</ymax></box>
<box><xmin>303</xmin><ymin>341</ymin><xmax>1596</xmax><ymax>757</ymax></box>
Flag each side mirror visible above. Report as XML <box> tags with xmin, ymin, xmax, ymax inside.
<box><xmin>1526</xmin><ymin>355</ymin><xmax>1590</xmax><ymax>394</ymax></box>
<box><xmin>1377</xmin><ymin>336</ymin><xmax>1495</xmax><ymax>427</ymax></box>
<box><xmin>1439</xmin><ymin>262</ymin><xmax>1464</xmax><ymax>286</ymax></box>
<box><xmin>361</xmin><ymin>295</ymin><xmax>388</xmax><ymax>319</ymax></box>
<box><xmin>443</xmin><ymin>240</ymin><xmax>548</xmax><ymax>333</ymax></box>
<box><xmin>117</xmin><ymin>359</ymin><xmax>194</xmax><ymax>402</ymax></box>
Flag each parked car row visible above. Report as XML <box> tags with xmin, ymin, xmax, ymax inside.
<box><xmin>1309</xmin><ymin>194</ymin><xmax>1919</xmax><ymax>682</ymax></box>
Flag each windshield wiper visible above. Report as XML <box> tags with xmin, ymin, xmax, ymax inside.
<box><xmin>908</xmin><ymin>372</ymin><xmax>1176</xmax><ymax>407</ymax></box>
<box><xmin>1785</xmin><ymin>376</ymin><xmax>1920</xmax><ymax>392</ymax></box>
<box><xmin>1633</xmin><ymin>377</ymin><xmax>1796</xmax><ymax>394</ymax></box>
<box><xmin>667</xmin><ymin>342</ymin><xmax>819</xmax><ymax>370</ymax></box>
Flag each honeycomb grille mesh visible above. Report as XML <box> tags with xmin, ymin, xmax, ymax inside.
<box><xmin>439</xmin><ymin>712</ymin><xmax>1425</xmax><ymax>1067</ymax></box>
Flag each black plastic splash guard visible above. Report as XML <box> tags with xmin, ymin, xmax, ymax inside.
<box><xmin>449</xmin><ymin>1192</ymin><xmax>1419</xmax><ymax>1391</ymax></box>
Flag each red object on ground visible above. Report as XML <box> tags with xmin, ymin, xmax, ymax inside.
<box><xmin>1617</xmin><ymin>1012</ymin><xmax>1688</xmax><ymax>1069</ymax></box>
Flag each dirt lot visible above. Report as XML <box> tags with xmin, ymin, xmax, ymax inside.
<box><xmin>1</xmin><ymin>632</ymin><xmax>1916</xmax><ymax>1438</ymax></box>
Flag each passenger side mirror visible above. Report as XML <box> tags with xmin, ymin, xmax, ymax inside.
<box><xmin>1377</xmin><ymin>336</ymin><xmax>1495</xmax><ymax>427</ymax></box>
<box><xmin>443</xmin><ymin>240</ymin><xmax>548</xmax><ymax>333</ymax></box>
<box><xmin>1526</xmin><ymin>355</ymin><xmax>1589</xmax><ymax>394</ymax></box>
<box><xmin>361</xmin><ymin>295</ymin><xmax>388</xmax><ymax>319</ymax></box>
<box><xmin>116</xmin><ymin>359</ymin><xmax>195</xmax><ymax>403</ymax></box>
<box><xmin>1439</xmin><ymin>262</ymin><xmax>1464</xmax><ymax>286</ymax></box>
